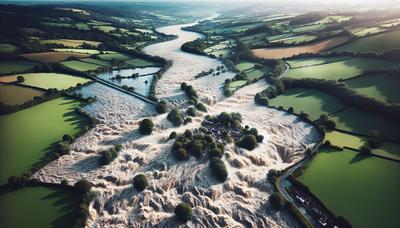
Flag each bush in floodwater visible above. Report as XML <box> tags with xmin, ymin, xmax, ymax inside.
<box><xmin>174</xmin><ymin>203</ymin><xmax>192</xmax><ymax>222</ymax></box>
<box><xmin>175</xmin><ymin>148</ymin><xmax>189</xmax><ymax>161</ymax></box>
<box><xmin>236</xmin><ymin>134</ymin><xmax>257</xmax><ymax>150</ymax></box>
<box><xmin>74</xmin><ymin>179</ymin><xmax>92</xmax><ymax>194</ymax></box>
<box><xmin>187</xmin><ymin>107</ymin><xmax>197</xmax><ymax>117</ymax></box>
<box><xmin>139</xmin><ymin>118</ymin><xmax>154</xmax><ymax>135</ymax></box>
<box><xmin>155</xmin><ymin>100</ymin><xmax>168</xmax><ymax>114</ymax></box>
<box><xmin>167</xmin><ymin>109</ymin><xmax>184</xmax><ymax>126</ymax></box>
<box><xmin>209</xmin><ymin>157</ymin><xmax>228</xmax><ymax>182</ymax></box>
<box><xmin>169</xmin><ymin>131</ymin><xmax>177</xmax><ymax>140</ymax></box>
<box><xmin>195</xmin><ymin>102</ymin><xmax>207</xmax><ymax>112</ymax></box>
<box><xmin>133</xmin><ymin>174</ymin><xmax>148</xmax><ymax>191</ymax></box>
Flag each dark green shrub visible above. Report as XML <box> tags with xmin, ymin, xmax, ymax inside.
<box><xmin>224</xmin><ymin>88</ymin><xmax>233</xmax><ymax>97</ymax></box>
<box><xmin>133</xmin><ymin>174</ymin><xmax>148</xmax><ymax>191</ymax></box>
<box><xmin>236</xmin><ymin>134</ymin><xmax>257</xmax><ymax>150</ymax></box>
<box><xmin>100</xmin><ymin>148</ymin><xmax>118</xmax><ymax>165</ymax></box>
<box><xmin>209</xmin><ymin>157</ymin><xmax>228</xmax><ymax>182</ymax></box>
<box><xmin>155</xmin><ymin>100</ymin><xmax>168</xmax><ymax>114</ymax></box>
<box><xmin>287</xmin><ymin>106</ymin><xmax>294</xmax><ymax>113</ymax></box>
<box><xmin>175</xmin><ymin>148</ymin><xmax>189</xmax><ymax>161</ymax></box>
<box><xmin>169</xmin><ymin>131</ymin><xmax>177</xmax><ymax>140</ymax></box>
<box><xmin>190</xmin><ymin>143</ymin><xmax>203</xmax><ymax>158</ymax></box>
<box><xmin>368</xmin><ymin>130</ymin><xmax>382</xmax><ymax>148</ymax></box>
<box><xmin>256</xmin><ymin>135</ymin><xmax>264</xmax><ymax>143</ymax></box>
<box><xmin>360</xmin><ymin>144</ymin><xmax>372</xmax><ymax>155</ymax></box>
<box><xmin>62</xmin><ymin>134</ymin><xmax>74</xmax><ymax>143</ymax></box>
<box><xmin>209</xmin><ymin>147</ymin><xmax>223</xmax><ymax>158</ymax></box>
<box><xmin>174</xmin><ymin>203</ymin><xmax>192</xmax><ymax>222</ymax></box>
<box><xmin>139</xmin><ymin>118</ymin><xmax>154</xmax><ymax>135</ymax></box>
<box><xmin>195</xmin><ymin>102</ymin><xmax>207</xmax><ymax>112</ymax></box>
<box><xmin>167</xmin><ymin>109</ymin><xmax>184</xmax><ymax>126</ymax></box>
<box><xmin>187</xmin><ymin>107</ymin><xmax>197</xmax><ymax>117</ymax></box>
<box><xmin>74</xmin><ymin>179</ymin><xmax>92</xmax><ymax>194</ymax></box>
<box><xmin>181</xmin><ymin>82</ymin><xmax>188</xmax><ymax>90</ymax></box>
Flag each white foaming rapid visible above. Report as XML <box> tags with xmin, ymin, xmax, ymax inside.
<box><xmin>34</xmin><ymin>18</ymin><xmax>320</xmax><ymax>228</ymax></box>
<box><xmin>143</xmin><ymin>20</ymin><xmax>235</xmax><ymax>107</ymax></box>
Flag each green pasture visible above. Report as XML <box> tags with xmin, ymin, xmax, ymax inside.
<box><xmin>269</xmin><ymin>88</ymin><xmax>345</xmax><ymax>120</ymax></box>
<box><xmin>299</xmin><ymin>147</ymin><xmax>400</xmax><ymax>228</ymax></box>
<box><xmin>0</xmin><ymin>60</ymin><xmax>40</xmax><ymax>75</ymax></box>
<box><xmin>286</xmin><ymin>57</ymin><xmax>398</xmax><ymax>80</ymax></box>
<box><xmin>0</xmin><ymin>186</ymin><xmax>80</xmax><ymax>228</ymax></box>
<box><xmin>273</xmin><ymin>34</ymin><xmax>317</xmax><ymax>44</ymax></box>
<box><xmin>286</xmin><ymin>56</ymin><xmax>350</xmax><ymax>68</ymax></box>
<box><xmin>331</xmin><ymin>30</ymin><xmax>400</xmax><ymax>54</ymax></box>
<box><xmin>0</xmin><ymin>73</ymin><xmax>90</xmax><ymax>90</ymax></box>
<box><xmin>54</xmin><ymin>48</ymin><xmax>114</xmax><ymax>55</ymax></box>
<box><xmin>61</xmin><ymin>60</ymin><xmax>102</xmax><ymax>72</ymax></box>
<box><xmin>235</xmin><ymin>61</ymin><xmax>256</xmax><ymax>72</ymax></box>
<box><xmin>345</xmin><ymin>73</ymin><xmax>400</xmax><ymax>103</ymax></box>
<box><xmin>0</xmin><ymin>97</ymin><xmax>88</xmax><ymax>184</ymax></box>
<box><xmin>0</xmin><ymin>84</ymin><xmax>44</xmax><ymax>106</ymax></box>
<box><xmin>330</xmin><ymin>108</ymin><xmax>400</xmax><ymax>142</ymax></box>
<box><xmin>227</xmin><ymin>80</ymin><xmax>247</xmax><ymax>90</ymax></box>
<box><xmin>80</xmin><ymin>58</ymin><xmax>112</xmax><ymax>67</ymax></box>
<box><xmin>246</xmin><ymin>66</ymin><xmax>272</xmax><ymax>81</ymax></box>
<box><xmin>291</xmin><ymin>24</ymin><xmax>325</xmax><ymax>33</ymax></box>
<box><xmin>98</xmin><ymin>53</ymin><xmax>130</xmax><ymax>61</ymax></box>
<box><xmin>351</xmin><ymin>27</ymin><xmax>387</xmax><ymax>37</ymax></box>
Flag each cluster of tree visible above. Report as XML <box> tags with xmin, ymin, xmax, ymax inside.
<box><xmin>181</xmin><ymin>82</ymin><xmax>198</xmax><ymax>103</ymax></box>
<box><xmin>236</xmin><ymin>134</ymin><xmax>258</xmax><ymax>150</ymax></box>
<box><xmin>167</xmin><ymin>109</ymin><xmax>185</xmax><ymax>126</ymax></box>
<box><xmin>139</xmin><ymin>118</ymin><xmax>154</xmax><ymax>135</ymax></box>
<box><xmin>288</xmin><ymin>12</ymin><xmax>328</xmax><ymax>25</ymax></box>
<box><xmin>254</xmin><ymin>77</ymin><xmax>285</xmax><ymax>105</ymax></box>
<box><xmin>181</xmin><ymin>38</ymin><xmax>208</xmax><ymax>55</ymax></box>
<box><xmin>172</xmin><ymin>129</ymin><xmax>226</xmax><ymax>160</ymax></box>
<box><xmin>149</xmin><ymin>61</ymin><xmax>172</xmax><ymax>101</ymax></box>
<box><xmin>174</xmin><ymin>203</ymin><xmax>192</xmax><ymax>223</ymax></box>
<box><xmin>100</xmin><ymin>144</ymin><xmax>122</xmax><ymax>165</ymax></box>
<box><xmin>282</xmin><ymin>78</ymin><xmax>400</xmax><ymax>124</ymax></box>
<box><xmin>133</xmin><ymin>174</ymin><xmax>148</xmax><ymax>191</ymax></box>
<box><xmin>207</xmin><ymin>112</ymin><xmax>242</xmax><ymax>129</ymax></box>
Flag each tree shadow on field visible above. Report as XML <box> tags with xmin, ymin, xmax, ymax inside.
<box><xmin>349</xmin><ymin>152</ymin><xmax>369</xmax><ymax>164</ymax></box>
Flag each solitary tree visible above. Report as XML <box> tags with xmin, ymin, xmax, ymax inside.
<box><xmin>74</xmin><ymin>179</ymin><xmax>92</xmax><ymax>194</ymax></box>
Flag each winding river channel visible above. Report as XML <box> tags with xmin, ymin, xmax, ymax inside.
<box><xmin>33</xmin><ymin>16</ymin><xmax>319</xmax><ymax>227</ymax></box>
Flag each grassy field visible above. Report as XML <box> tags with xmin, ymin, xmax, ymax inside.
<box><xmin>351</xmin><ymin>27</ymin><xmax>387</xmax><ymax>37</ymax></box>
<box><xmin>298</xmin><ymin>147</ymin><xmax>400</xmax><ymax>228</ymax></box>
<box><xmin>0</xmin><ymin>84</ymin><xmax>44</xmax><ymax>105</ymax></box>
<box><xmin>0</xmin><ymin>73</ymin><xmax>91</xmax><ymax>90</ymax></box>
<box><xmin>40</xmin><ymin>39</ymin><xmax>101</xmax><ymax>48</ymax></box>
<box><xmin>80</xmin><ymin>58</ymin><xmax>112</xmax><ymax>67</ymax></box>
<box><xmin>94</xmin><ymin>25</ymin><xmax>117</xmax><ymax>33</ymax></box>
<box><xmin>61</xmin><ymin>60</ymin><xmax>102</xmax><ymax>72</ymax></box>
<box><xmin>235</xmin><ymin>61</ymin><xmax>256</xmax><ymax>72</ymax></box>
<box><xmin>345</xmin><ymin>73</ymin><xmax>400</xmax><ymax>103</ymax></box>
<box><xmin>252</xmin><ymin>36</ymin><xmax>349</xmax><ymax>59</ymax></box>
<box><xmin>124</xmin><ymin>58</ymin><xmax>158</xmax><ymax>67</ymax></box>
<box><xmin>331</xmin><ymin>30</ymin><xmax>400</xmax><ymax>54</ymax></box>
<box><xmin>287</xmin><ymin>56</ymin><xmax>350</xmax><ymax>68</ymax></box>
<box><xmin>21</xmin><ymin>51</ymin><xmax>90</xmax><ymax>63</ymax></box>
<box><xmin>273</xmin><ymin>34</ymin><xmax>317</xmax><ymax>44</ymax></box>
<box><xmin>0</xmin><ymin>186</ymin><xmax>80</xmax><ymax>228</ymax></box>
<box><xmin>0</xmin><ymin>97</ymin><xmax>88</xmax><ymax>184</ymax></box>
<box><xmin>330</xmin><ymin>108</ymin><xmax>400</xmax><ymax>142</ymax></box>
<box><xmin>291</xmin><ymin>24</ymin><xmax>325</xmax><ymax>33</ymax></box>
<box><xmin>41</xmin><ymin>22</ymin><xmax>73</xmax><ymax>28</ymax></box>
<box><xmin>227</xmin><ymin>80</ymin><xmax>247</xmax><ymax>90</ymax></box>
<box><xmin>269</xmin><ymin>88</ymin><xmax>345</xmax><ymax>120</ymax></box>
<box><xmin>325</xmin><ymin>130</ymin><xmax>400</xmax><ymax>160</ymax></box>
<box><xmin>0</xmin><ymin>60</ymin><xmax>40</xmax><ymax>75</ymax></box>
<box><xmin>99</xmin><ymin>53</ymin><xmax>130</xmax><ymax>61</ymax></box>
<box><xmin>0</xmin><ymin>43</ymin><xmax>17</xmax><ymax>53</ymax></box>
<box><xmin>286</xmin><ymin>58</ymin><xmax>399</xmax><ymax>80</ymax></box>
<box><xmin>246</xmin><ymin>66</ymin><xmax>272</xmax><ymax>81</ymax></box>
